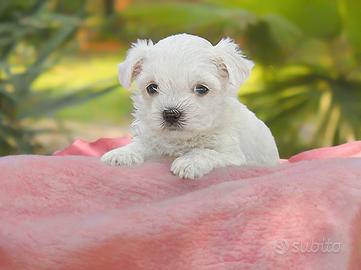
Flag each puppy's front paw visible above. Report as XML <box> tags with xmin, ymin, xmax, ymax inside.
<box><xmin>101</xmin><ymin>147</ymin><xmax>144</xmax><ymax>166</ymax></box>
<box><xmin>171</xmin><ymin>155</ymin><xmax>213</xmax><ymax>180</ymax></box>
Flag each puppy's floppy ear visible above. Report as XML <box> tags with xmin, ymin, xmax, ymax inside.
<box><xmin>214</xmin><ymin>38</ymin><xmax>254</xmax><ymax>90</ymax></box>
<box><xmin>118</xmin><ymin>39</ymin><xmax>153</xmax><ymax>89</ymax></box>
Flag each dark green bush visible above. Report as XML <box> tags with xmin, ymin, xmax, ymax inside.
<box><xmin>0</xmin><ymin>0</ymin><xmax>118</xmax><ymax>155</ymax></box>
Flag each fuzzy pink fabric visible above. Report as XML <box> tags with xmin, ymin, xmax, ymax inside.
<box><xmin>0</xmin><ymin>139</ymin><xmax>361</xmax><ymax>270</ymax></box>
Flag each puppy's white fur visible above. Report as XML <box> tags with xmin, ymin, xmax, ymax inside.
<box><xmin>101</xmin><ymin>34</ymin><xmax>279</xmax><ymax>179</ymax></box>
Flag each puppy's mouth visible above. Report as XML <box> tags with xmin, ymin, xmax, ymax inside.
<box><xmin>161</xmin><ymin>121</ymin><xmax>186</xmax><ymax>131</ymax></box>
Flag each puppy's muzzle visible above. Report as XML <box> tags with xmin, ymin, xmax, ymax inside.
<box><xmin>163</xmin><ymin>108</ymin><xmax>182</xmax><ymax>124</ymax></box>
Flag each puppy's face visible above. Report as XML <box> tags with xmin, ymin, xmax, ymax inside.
<box><xmin>118</xmin><ymin>34</ymin><xmax>253</xmax><ymax>134</ymax></box>
<box><xmin>135</xmin><ymin>52</ymin><xmax>227</xmax><ymax>133</ymax></box>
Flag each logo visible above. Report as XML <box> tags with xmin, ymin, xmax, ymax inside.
<box><xmin>273</xmin><ymin>239</ymin><xmax>342</xmax><ymax>255</ymax></box>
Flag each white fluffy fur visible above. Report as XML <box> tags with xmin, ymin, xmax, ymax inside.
<box><xmin>101</xmin><ymin>34</ymin><xmax>279</xmax><ymax>179</ymax></box>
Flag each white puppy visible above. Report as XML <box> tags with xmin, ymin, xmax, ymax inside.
<box><xmin>101</xmin><ymin>34</ymin><xmax>279</xmax><ymax>179</ymax></box>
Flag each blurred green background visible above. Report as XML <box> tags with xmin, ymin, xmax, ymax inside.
<box><xmin>1</xmin><ymin>0</ymin><xmax>360</xmax><ymax>157</ymax></box>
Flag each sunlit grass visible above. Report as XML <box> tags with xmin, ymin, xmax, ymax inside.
<box><xmin>33</xmin><ymin>53</ymin><xmax>133</xmax><ymax>124</ymax></box>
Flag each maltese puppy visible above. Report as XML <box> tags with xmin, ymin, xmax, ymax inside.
<box><xmin>101</xmin><ymin>33</ymin><xmax>279</xmax><ymax>179</ymax></box>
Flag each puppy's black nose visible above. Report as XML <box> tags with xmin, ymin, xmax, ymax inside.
<box><xmin>163</xmin><ymin>108</ymin><xmax>181</xmax><ymax>124</ymax></box>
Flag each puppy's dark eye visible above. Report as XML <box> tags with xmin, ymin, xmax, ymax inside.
<box><xmin>194</xmin><ymin>84</ymin><xmax>209</xmax><ymax>96</ymax></box>
<box><xmin>146</xmin><ymin>83</ymin><xmax>158</xmax><ymax>95</ymax></box>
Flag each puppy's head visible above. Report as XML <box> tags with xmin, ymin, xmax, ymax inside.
<box><xmin>119</xmin><ymin>34</ymin><xmax>253</xmax><ymax>134</ymax></box>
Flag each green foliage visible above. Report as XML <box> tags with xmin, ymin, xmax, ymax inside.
<box><xmin>118</xmin><ymin>2</ymin><xmax>254</xmax><ymax>43</ymax></box>
<box><xmin>119</xmin><ymin>0</ymin><xmax>361</xmax><ymax>157</ymax></box>
<box><xmin>0</xmin><ymin>0</ymin><xmax>118</xmax><ymax>155</ymax></box>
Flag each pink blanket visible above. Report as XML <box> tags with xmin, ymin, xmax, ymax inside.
<box><xmin>1</xmin><ymin>138</ymin><xmax>361</xmax><ymax>270</ymax></box>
